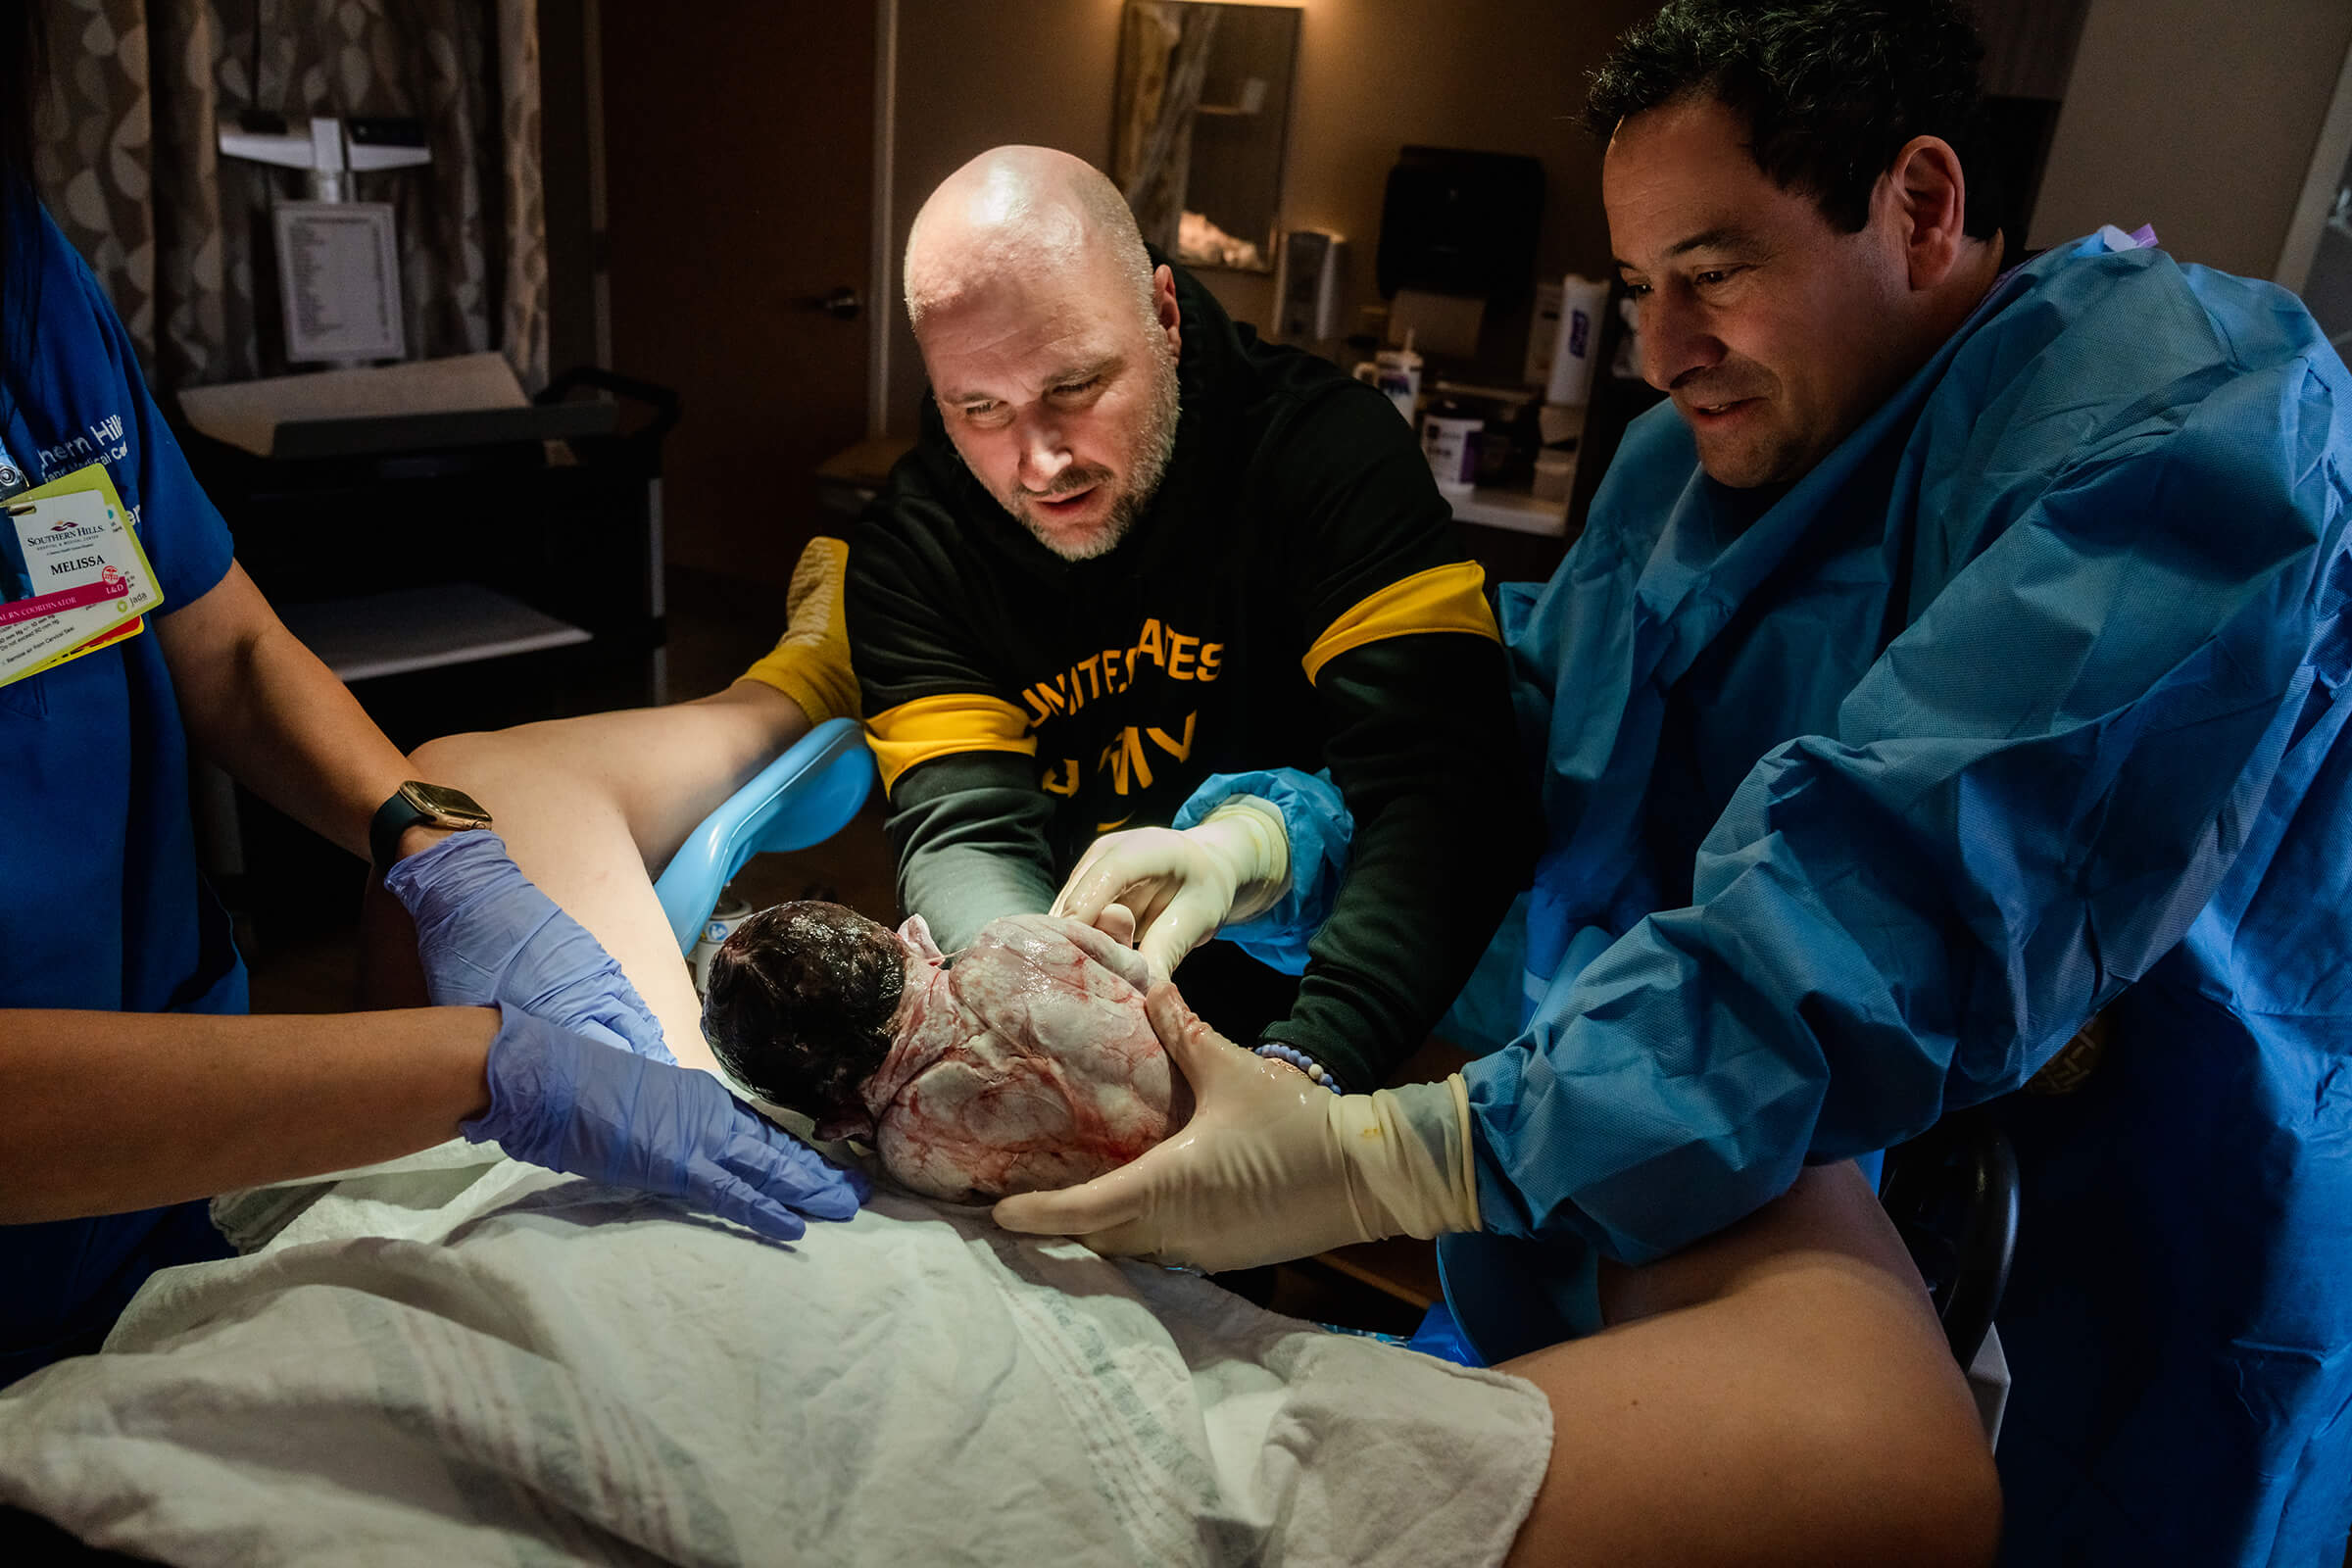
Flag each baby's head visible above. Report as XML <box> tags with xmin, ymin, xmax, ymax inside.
<box><xmin>703</xmin><ymin>904</ymin><xmax>1177</xmax><ymax>1201</ymax></box>
<box><xmin>699</xmin><ymin>902</ymin><xmax>942</xmax><ymax>1132</ymax></box>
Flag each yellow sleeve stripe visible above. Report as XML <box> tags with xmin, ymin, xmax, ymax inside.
<box><xmin>864</xmin><ymin>692</ymin><xmax>1037</xmax><ymax>792</ymax></box>
<box><xmin>1301</xmin><ymin>560</ymin><xmax>1500</xmax><ymax>684</ymax></box>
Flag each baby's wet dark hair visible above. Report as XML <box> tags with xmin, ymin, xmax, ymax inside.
<box><xmin>699</xmin><ymin>901</ymin><xmax>907</xmax><ymax>1129</ymax></box>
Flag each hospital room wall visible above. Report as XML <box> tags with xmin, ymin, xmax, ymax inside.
<box><xmin>2029</xmin><ymin>0</ymin><xmax>2352</xmax><ymax>280</ymax></box>
<box><xmin>881</xmin><ymin>0</ymin><xmax>2352</xmax><ymax>427</ymax></box>
<box><xmin>884</xmin><ymin>0</ymin><xmax>1125</xmax><ymax>435</ymax></box>
<box><xmin>880</xmin><ymin>0</ymin><xmax>1654</xmax><ymax>436</ymax></box>
<box><xmin>1169</xmin><ymin>0</ymin><xmax>1660</xmax><ymax>340</ymax></box>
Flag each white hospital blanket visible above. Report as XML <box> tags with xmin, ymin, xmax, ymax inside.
<box><xmin>0</xmin><ymin>1152</ymin><xmax>1551</xmax><ymax>1567</ymax></box>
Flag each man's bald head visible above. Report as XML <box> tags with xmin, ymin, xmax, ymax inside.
<box><xmin>900</xmin><ymin>147</ymin><xmax>1185</xmax><ymax>564</ymax></box>
<box><xmin>905</xmin><ymin>146</ymin><xmax>1157</xmax><ymax>333</ymax></box>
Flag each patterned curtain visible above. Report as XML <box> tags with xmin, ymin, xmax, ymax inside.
<box><xmin>29</xmin><ymin>0</ymin><xmax>547</xmax><ymax>393</ymax></box>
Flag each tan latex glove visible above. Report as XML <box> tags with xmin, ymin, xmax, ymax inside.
<box><xmin>992</xmin><ymin>982</ymin><xmax>1481</xmax><ymax>1272</ymax></box>
<box><xmin>1050</xmin><ymin>798</ymin><xmax>1291</xmax><ymax>981</ymax></box>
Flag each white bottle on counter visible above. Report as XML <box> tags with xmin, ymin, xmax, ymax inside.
<box><xmin>1544</xmin><ymin>273</ymin><xmax>1611</xmax><ymax>408</ymax></box>
<box><xmin>1353</xmin><ymin>328</ymin><xmax>1423</xmax><ymax>423</ymax></box>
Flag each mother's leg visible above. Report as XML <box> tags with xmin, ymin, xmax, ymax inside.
<box><xmin>364</xmin><ymin>538</ymin><xmax>856</xmax><ymax>1072</ymax></box>
<box><xmin>376</xmin><ymin>680</ymin><xmax>813</xmax><ymax>1074</ymax></box>
<box><xmin>1500</xmin><ymin>1164</ymin><xmax>2001</xmax><ymax>1568</ymax></box>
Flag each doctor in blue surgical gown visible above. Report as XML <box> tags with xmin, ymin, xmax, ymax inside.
<box><xmin>1021</xmin><ymin>223</ymin><xmax>2352</xmax><ymax>1565</ymax></box>
<box><xmin>1460</xmin><ymin>226</ymin><xmax>2352</xmax><ymax>1564</ymax></box>
<box><xmin>1001</xmin><ymin>10</ymin><xmax>2352</xmax><ymax>1554</ymax></box>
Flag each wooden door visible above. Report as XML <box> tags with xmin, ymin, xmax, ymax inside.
<box><xmin>599</xmin><ymin>2</ymin><xmax>876</xmax><ymax>589</ymax></box>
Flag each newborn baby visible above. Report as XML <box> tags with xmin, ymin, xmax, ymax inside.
<box><xmin>700</xmin><ymin>904</ymin><xmax>1187</xmax><ymax>1202</ymax></box>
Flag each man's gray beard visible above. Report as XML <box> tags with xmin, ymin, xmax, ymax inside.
<box><xmin>1009</xmin><ymin>348</ymin><xmax>1182</xmax><ymax>563</ymax></box>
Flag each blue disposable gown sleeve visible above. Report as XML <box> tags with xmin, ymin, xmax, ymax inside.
<box><xmin>1173</xmin><ymin>767</ymin><xmax>1353</xmax><ymax>975</ymax></box>
<box><xmin>1173</xmin><ymin>767</ymin><xmax>1539</xmax><ymax>1056</ymax></box>
<box><xmin>1470</xmin><ymin>352</ymin><xmax>2351</xmax><ymax>1263</ymax></box>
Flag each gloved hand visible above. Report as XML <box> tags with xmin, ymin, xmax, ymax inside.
<box><xmin>1050</xmin><ymin>797</ymin><xmax>1291</xmax><ymax>980</ymax></box>
<box><xmin>472</xmin><ymin>1004</ymin><xmax>869</xmax><ymax>1240</ymax></box>
<box><xmin>385</xmin><ymin>830</ymin><xmax>672</xmax><ymax>1064</ymax></box>
<box><xmin>991</xmin><ymin>983</ymin><xmax>1481</xmax><ymax>1271</ymax></box>
<box><xmin>1046</xmin><ymin>910</ymin><xmax>1158</xmax><ymax>995</ymax></box>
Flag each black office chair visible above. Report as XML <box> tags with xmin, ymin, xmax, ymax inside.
<box><xmin>1878</xmin><ymin>1107</ymin><xmax>2021</xmax><ymax>1367</ymax></box>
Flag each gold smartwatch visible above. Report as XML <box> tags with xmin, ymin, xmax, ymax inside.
<box><xmin>368</xmin><ymin>781</ymin><xmax>494</xmax><ymax>867</ymax></box>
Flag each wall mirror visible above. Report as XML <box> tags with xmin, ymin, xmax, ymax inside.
<box><xmin>1111</xmin><ymin>1</ymin><xmax>1302</xmax><ymax>274</ymax></box>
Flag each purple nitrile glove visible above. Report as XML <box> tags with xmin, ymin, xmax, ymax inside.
<box><xmin>385</xmin><ymin>829</ymin><xmax>673</xmax><ymax>1064</ymax></box>
<box><xmin>472</xmin><ymin>1004</ymin><xmax>870</xmax><ymax>1239</ymax></box>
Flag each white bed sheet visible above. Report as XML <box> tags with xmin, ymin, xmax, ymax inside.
<box><xmin>0</xmin><ymin>1150</ymin><xmax>1551</xmax><ymax>1567</ymax></box>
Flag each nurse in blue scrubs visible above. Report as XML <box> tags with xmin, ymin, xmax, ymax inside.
<box><xmin>1008</xmin><ymin>4</ymin><xmax>2352</xmax><ymax>1563</ymax></box>
<box><xmin>0</xmin><ymin>15</ymin><xmax>859</xmax><ymax>1391</ymax></box>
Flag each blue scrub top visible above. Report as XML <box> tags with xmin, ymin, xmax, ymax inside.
<box><xmin>0</xmin><ymin>193</ymin><xmax>243</xmax><ymax>1385</ymax></box>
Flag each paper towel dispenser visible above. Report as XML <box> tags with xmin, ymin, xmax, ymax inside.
<box><xmin>1374</xmin><ymin>146</ymin><xmax>1544</xmax><ymax>304</ymax></box>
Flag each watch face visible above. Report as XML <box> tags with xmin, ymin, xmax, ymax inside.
<box><xmin>401</xmin><ymin>781</ymin><xmax>492</xmax><ymax>827</ymax></box>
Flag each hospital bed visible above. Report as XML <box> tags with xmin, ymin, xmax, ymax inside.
<box><xmin>633</xmin><ymin>711</ymin><xmax>2017</xmax><ymax>1408</ymax></box>
<box><xmin>0</xmin><ymin>724</ymin><xmax>1554</xmax><ymax>1565</ymax></box>
<box><xmin>654</xmin><ymin>721</ymin><xmax>2018</xmax><ymax>1428</ymax></box>
<box><xmin>648</xmin><ymin>715</ymin><xmax>875</xmax><ymax>953</ymax></box>
<box><xmin>0</xmin><ymin>727</ymin><xmax>2011</xmax><ymax>1563</ymax></box>
<box><xmin>0</xmin><ymin>1143</ymin><xmax>1551</xmax><ymax>1566</ymax></box>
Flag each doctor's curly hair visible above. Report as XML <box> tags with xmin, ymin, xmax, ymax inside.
<box><xmin>1585</xmin><ymin>0</ymin><xmax>2001</xmax><ymax>242</ymax></box>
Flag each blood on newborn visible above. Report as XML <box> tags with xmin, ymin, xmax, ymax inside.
<box><xmin>700</xmin><ymin>903</ymin><xmax>1187</xmax><ymax>1202</ymax></box>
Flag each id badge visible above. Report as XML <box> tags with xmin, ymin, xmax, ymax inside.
<box><xmin>0</xmin><ymin>463</ymin><xmax>163</xmax><ymax>688</ymax></box>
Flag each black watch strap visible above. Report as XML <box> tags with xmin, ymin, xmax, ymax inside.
<box><xmin>369</xmin><ymin>781</ymin><xmax>492</xmax><ymax>868</ymax></box>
